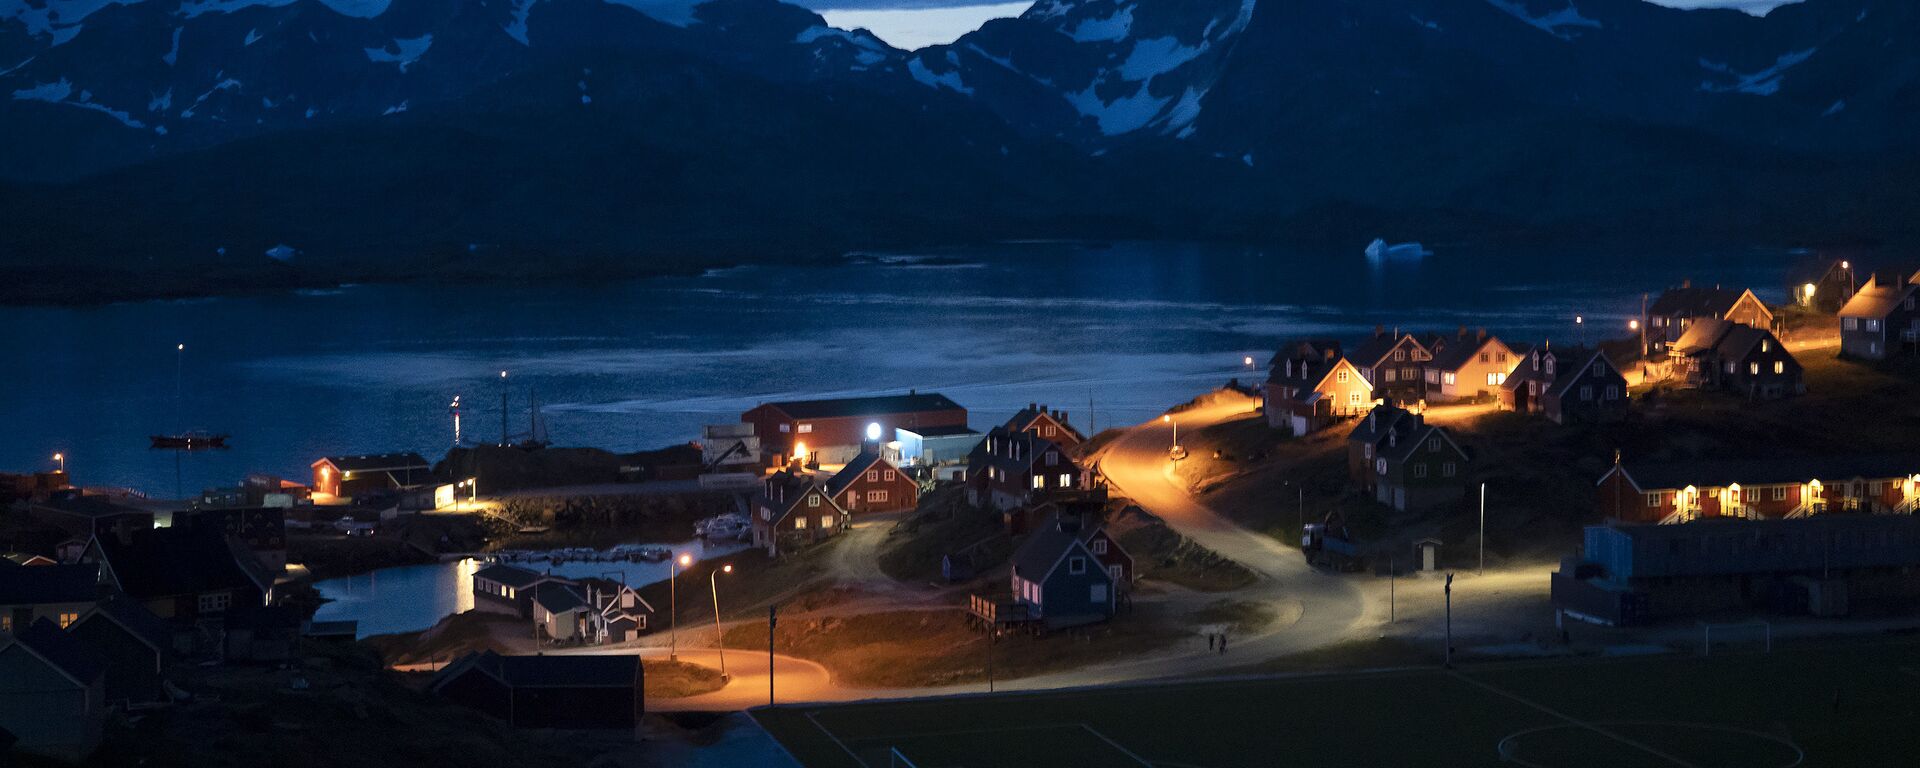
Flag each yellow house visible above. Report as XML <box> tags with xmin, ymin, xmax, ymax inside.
<box><xmin>1424</xmin><ymin>332</ymin><xmax>1519</xmax><ymax>402</ymax></box>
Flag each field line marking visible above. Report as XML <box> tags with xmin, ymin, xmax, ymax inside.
<box><xmin>1078</xmin><ymin>723</ymin><xmax>1155</xmax><ymax>768</ymax></box>
<box><xmin>805</xmin><ymin>709</ymin><xmax>870</xmax><ymax>768</ymax></box>
<box><xmin>1449</xmin><ymin>671</ymin><xmax>1704</xmax><ymax>768</ymax></box>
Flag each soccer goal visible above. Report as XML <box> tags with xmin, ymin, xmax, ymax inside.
<box><xmin>1697</xmin><ymin>620</ymin><xmax>1772</xmax><ymax>656</ymax></box>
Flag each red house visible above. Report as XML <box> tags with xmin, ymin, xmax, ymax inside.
<box><xmin>1005</xmin><ymin>404</ymin><xmax>1086</xmax><ymax>452</ymax></box>
<box><xmin>1079</xmin><ymin>525</ymin><xmax>1134</xmax><ymax>592</ymax></box>
<box><xmin>965</xmin><ymin>427</ymin><xmax>1082</xmax><ymax>511</ymax></box>
<box><xmin>1596</xmin><ymin>455</ymin><xmax>1920</xmax><ymax>524</ymax></box>
<box><xmin>749</xmin><ymin>471</ymin><xmax>848</xmax><ymax>556</ymax></box>
<box><xmin>741</xmin><ymin>392</ymin><xmax>967</xmax><ymax>465</ymax></box>
<box><xmin>826</xmin><ymin>451</ymin><xmax>918</xmax><ymax>514</ymax></box>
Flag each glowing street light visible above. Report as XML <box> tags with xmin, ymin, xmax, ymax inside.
<box><xmin>711</xmin><ymin>563</ymin><xmax>734</xmax><ymax>681</ymax></box>
<box><xmin>52</xmin><ymin>453</ymin><xmax>64</xmax><ymax>473</ymax></box>
<box><xmin>1628</xmin><ymin>319</ymin><xmax>1640</xmax><ymax>331</ymax></box>
<box><xmin>1243</xmin><ymin>355</ymin><xmax>1255</xmax><ymax>368</ymax></box>
<box><xmin>671</xmin><ymin>553</ymin><xmax>693</xmax><ymax>660</ymax></box>
<box><xmin>1163</xmin><ymin>414</ymin><xmax>1177</xmax><ymax>450</ymax></box>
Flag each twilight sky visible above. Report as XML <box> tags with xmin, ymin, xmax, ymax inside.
<box><xmin>807</xmin><ymin>0</ymin><xmax>1806</xmax><ymax>50</ymax></box>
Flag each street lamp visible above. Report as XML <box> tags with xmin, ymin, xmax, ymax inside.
<box><xmin>52</xmin><ymin>453</ymin><xmax>64</xmax><ymax>473</ymax></box>
<box><xmin>671</xmin><ymin>553</ymin><xmax>692</xmax><ymax>661</ymax></box>
<box><xmin>1243</xmin><ymin>356</ymin><xmax>1255</xmax><ymax>368</ymax></box>
<box><xmin>711</xmin><ymin>563</ymin><xmax>733</xmax><ymax>681</ymax></box>
<box><xmin>1163</xmin><ymin>414</ymin><xmax>1177</xmax><ymax>449</ymax></box>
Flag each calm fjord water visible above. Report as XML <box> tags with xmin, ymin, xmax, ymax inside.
<box><xmin>0</xmin><ymin>242</ymin><xmax>1800</xmax><ymax>496</ymax></box>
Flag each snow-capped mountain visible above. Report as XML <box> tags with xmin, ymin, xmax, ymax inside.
<box><xmin>3</xmin><ymin>0</ymin><xmax>1919</xmax><ymax>303</ymax></box>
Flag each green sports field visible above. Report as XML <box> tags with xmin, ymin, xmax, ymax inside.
<box><xmin>753</xmin><ymin>637</ymin><xmax>1920</xmax><ymax>767</ymax></box>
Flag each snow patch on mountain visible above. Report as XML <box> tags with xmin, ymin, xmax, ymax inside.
<box><xmin>1069</xmin><ymin>4</ymin><xmax>1132</xmax><ymax>43</ymax></box>
<box><xmin>244</xmin><ymin>27</ymin><xmax>261</xmax><ymax>45</ymax></box>
<box><xmin>178</xmin><ymin>0</ymin><xmax>389</xmax><ymax>20</ymax></box>
<box><xmin>381</xmin><ymin>100</ymin><xmax>408</xmax><ymax>115</ymax></box>
<box><xmin>0</xmin><ymin>0</ymin><xmax>132</xmax><ymax>44</ymax></box>
<box><xmin>266</xmin><ymin>244</ymin><xmax>298</xmax><ymax>261</ymax></box>
<box><xmin>1068</xmin><ymin>81</ymin><xmax>1168</xmax><ymax>135</ymax></box>
<box><xmin>1483</xmin><ymin>0</ymin><xmax>1601</xmax><ymax>41</ymax></box>
<box><xmin>1699</xmin><ymin>48</ymin><xmax>1815</xmax><ymax>96</ymax></box>
<box><xmin>180</xmin><ymin>76</ymin><xmax>241</xmax><ymax>118</ymax></box>
<box><xmin>163</xmin><ymin>27</ymin><xmax>182</xmax><ymax>65</ymax></box>
<box><xmin>908</xmin><ymin>54</ymin><xmax>971</xmax><ymax>94</ymax></box>
<box><xmin>504</xmin><ymin>0</ymin><xmax>538</xmax><ymax>45</ymax></box>
<box><xmin>0</xmin><ymin>56</ymin><xmax>32</xmax><ymax>76</ymax></box>
<box><xmin>1118</xmin><ymin>36</ymin><xmax>1206</xmax><ymax>82</ymax></box>
<box><xmin>13</xmin><ymin>77</ymin><xmax>148</xmax><ymax>128</ymax></box>
<box><xmin>365</xmin><ymin>34</ymin><xmax>432</xmax><ymax>73</ymax></box>
<box><xmin>1823</xmin><ymin>99</ymin><xmax>1845</xmax><ymax>116</ymax></box>
<box><xmin>149</xmin><ymin>87</ymin><xmax>171</xmax><ymax>111</ymax></box>
<box><xmin>796</xmin><ymin>25</ymin><xmax>891</xmax><ymax>66</ymax></box>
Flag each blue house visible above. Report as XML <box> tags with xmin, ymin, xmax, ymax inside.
<box><xmin>1007</xmin><ymin>520</ymin><xmax>1115</xmax><ymax>630</ymax></box>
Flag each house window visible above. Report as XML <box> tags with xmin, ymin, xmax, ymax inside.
<box><xmin>1045</xmin><ymin>425</ymin><xmax>1057</xmax><ymax>437</ymax></box>
<box><xmin>1479</xmin><ymin>352</ymin><xmax>1490</xmax><ymax>364</ymax></box>
<box><xmin>884</xmin><ymin>470</ymin><xmax>895</xmax><ymax>481</ymax></box>
<box><xmin>0</xmin><ymin>615</ymin><xmax>8</xmax><ymax>632</ymax></box>
<box><xmin>1376</xmin><ymin>458</ymin><xmax>1386</xmax><ymax>475</ymax></box>
<box><xmin>1773</xmin><ymin>361</ymin><xmax>1784</xmax><ymax>375</ymax></box>
<box><xmin>198</xmin><ymin>592</ymin><xmax>232</xmax><ymax>614</ymax></box>
<box><xmin>1059</xmin><ymin>473</ymin><xmax>1072</xmax><ymax>488</ymax></box>
<box><xmin>868</xmin><ymin>490</ymin><xmax>889</xmax><ymax>503</ymax></box>
<box><xmin>1427</xmin><ymin>436</ymin><xmax>1440</xmax><ymax>451</ymax></box>
<box><xmin>1046</xmin><ymin>452</ymin><xmax>1059</xmax><ymax>466</ymax></box>
<box><xmin>1605</xmin><ymin>386</ymin><xmax>1619</xmax><ymax>400</ymax></box>
<box><xmin>1485</xmin><ymin>373</ymin><xmax>1500</xmax><ymax>386</ymax></box>
<box><xmin>1761</xmin><ymin>340</ymin><xmax>1770</xmax><ymax>352</ymax></box>
<box><xmin>1771</xmin><ymin>487</ymin><xmax>1786</xmax><ymax>501</ymax></box>
<box><xmin>1442</xmin><ymin>462</ymin><xmax>1457</xmax><ymax>477</ymax></box>
<box><xmin>1403</xmin><ymin>367</ymin><xmax>1416</xmax><ymax>380</ymax></box>
<box><xmin>820</xmin><ymin>516</ymin><xmax>834</xmax><ymax>529</ymax></box>
<box><xmin>1394</xmin><ymin>350</ymin><xmax>1406</xmax><ymax>362</ymax></box>
<box><xmin>1385</xmin><ymin>369</ymin><xmax>1397</xmax><ymax>382</ymax></box>
<box><xmin>1337</xmin><ymin>370</ymin><xmax>1350</xmax><ymax>383</ymax></box>
<box><xmin>1363</xmin><ymin>444</ymin><xmax>1374</xmax><ymax>459</ymax></box>
<box><xmin>1579</xmin><ymin>385</ymin><xmax>1594</xmax><ymax>401</ymax></box>
<box><xmin>1867</xmin><ymin>319</ymin><xmax>1882</xmax><ymax>331</ymax></box>
<box><xmin>58</xmin><ymin>612</ymin><xmax>79</xmax><ymax>629</ymax></box>
<box><xmin>1647</xmin><ymin>493</ymin><xmax>1662</xmax><ymax>508</ymax></box>
<box><xmin>1069</xmin><ymin>557</ymin><xmax>1086</xmax><ymax>575</ymax></box>
<box><xmin>1092</xmin><ymin>539</ymin><xmax>1108</xmax><ymax>554</ymax></box>
<box><xmin>1414</xmin><ymin>464</ymin><xmax>1429</xmax><ymax>478</ymax></box>
<box><xmin>1032</xmin><ymin>476</ymin><xmax>1044</xmax><ymax>490</ymax></box>
<box><xmin>808</xmin><ymin>495</ymin><xmax>821</xmax><ymax>507</ymax></box>
<box><xmin>867</xmin><ymin>470</ymin><xmax>879</xmax><ymax>482</ymax></box>
<box><xmin>798</xmin><ymin>423</ymin><xmax>813</xmax><ymax>433</ymax></box>
<box><xmin>779</xmin><ymin>424</ymin><xmax>791</xmax><ymax>433</ymax></box>
<box><xmin>1843</xmin><ymin>317</ymin><xmax>1858</xmax><ymax>330</ymax></box>
<box><xmin>1749</xmin><ymin>362</ymin><xmax>1760</xmax><ymax>376</ymax></box>
<box><xmin>1349</xmin><ymin>392</ymin><xmax>1362</xmax><ymax>404</ymax></box>
<box><xmin>1443</xmin><ymin>372</ymin><xmax>1457</xmax><ymax>386</ymax></box>
<box><xmin>1496</xmin><ymin>352</ymin><xmax>1508</xmax><ymax>364</ymax></box>
<box><xmin>1091</xmin><ymin>584</ymin><xmax>1108</xmax><ymax>602</ymax></box>
<box><xmin>796</xmin><ymin>516</ymin><xmax>807</xmax><ymax>529</ymax></box>
<box><xmin>1726</xmin><ymin>361</ymin><xmax>1737</xmax><ymax>374</ymax></box>
<box><xmin>1426</xmin><ymin>370</ymin><xmax>1438</xmax><ymax>383</ymax></box>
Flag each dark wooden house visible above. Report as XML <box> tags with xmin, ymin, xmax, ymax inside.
<box><xmin>1670</xmin><ymin>319</ymin><xmax>1803</xmax><ymax>399</ymax></box>
<box><xmin>1500</xmin><ymin>346</ymin><xmax>1628</xmax><ymax>425</ymax></box>
<box><xmin>430</xmin><ymin>651</ymin><xmax>642</xmax><ymax>729</ymax></box>
<box><xmin>750</xmin><ymin>471</ymin><xmax>847</xmax><ymax>556</ymax></box>
<box><xmin>965</xmin><ymin>427</ymin><xmax>1082</xmax><ymax>512</ymax></box>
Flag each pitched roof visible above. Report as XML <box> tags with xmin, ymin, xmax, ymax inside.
<box><xmin>826</xmin><ymin>451</ymin><xmax>891</xmax><ymax>498</ymax></box>
<box><xmin>1427</xmin><ymin>334</ymin><xmax>1503</xmax><ymax>372</ymax></box>
<box><xmin>1712</xmin><ymin>323</ymin><xmax>1777</xmax><ymax>362</ymax></box>
<box><xmin>1604</xmin><ymin>454</ymin><xmax>1920</xmax><ymax>491</ymax></box>
<box><xmin>90</xmin><ymin>526</ymin><xmax>264</xmax><ymax>601</ymax></box>
<box><xmin>3</xmin><ymin>553</ymin><xmax>57</xmax><ymax>567</ymax></box>
<box><xmin>1380</xmin><ymin>424</ymin><xmax>1467</xmax><ymax>464</ymax></box>
<box><xmin>0</xmin><ymin>563</ymin><xmax>99</xmax><ymax>605</ymax></box>
<box><xmin>1837</xmin><ymin>275</ymin><xmax>1918</xmax><ymax>320</ymax></box>
<box><xmin>754</xmin><ymin>470</ymin><xmax>837</xmax><ymax>521</ymax></box>
<box><xmin>898</xmin><ymin>424</ymin><xmax>978</xmax><ymax>438</ymax></box>
<box><xmin>1671</xmin><ymin>317</ymin><xmax>1737</xmax><ymax>357</ymax></box>
<box><xmin>758</xmin><ymin>393</ymin><xmax>962</xmax><ymax>420</ymax></box>
<box><xmin>1649</xmin><ymin>287</ymin><xmax>1751</xmax><ymax>318</ymax></box>
<box><xmin>1267</xmin><ymin>340</ymin><xmax>1342</xmax><ymax>368</ymax></box>
<box><xmin>474</xmin><ymin>563</ymin><xmax>547</xmax><ymax>589</ymax></box>
<box><xmin>316</xmin><ymin>453</ymin><xmax>430</xmax><ymax>471</ymax></box>
<box><xmin>1347</xmin><ymin>404</ymin><xmax>1420</xmax><ymax>447</ymax></box>
<box><xmin>1011</xmin><ymin>524</ymin><xmax>1087</xmax><ymax>582</ymax></box>
<box><xmin>436</xmin><ymin>650</ymin><xmax>640</xmax><ymax>690</ymax></box>
<box><xmin>1347</xmin><ymin>333</ymin><xmax>1422</xmax><ymax>369</ymax></box>
<box><xmin>1005</xmin><ymin>407</ymin><xmax>1086</xmax><ymax>443</ymax></box>
<box><xmin>7</xmin><ymin>618</ymin><xmax>106</xmax><ymax>686</ymax></box>
<box><xmin>531</xmin><ymin>582</ymin><xmax>587</xmax><ymax>614</ymax></box>
<box><xmin>970</xmin><ymin>426</ymin><xmax>1073</xmax><ymax>478</ymax></box>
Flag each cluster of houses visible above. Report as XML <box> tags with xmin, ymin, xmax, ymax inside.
<box><xmin>471</xmin><ymin>563</ymin><xmax>654</xmax><ymax>645</ymax></box>
<box><xmin>0</xmin><ymin>488</ymin><xmax>300</xmax><ymax>761</ymax></box>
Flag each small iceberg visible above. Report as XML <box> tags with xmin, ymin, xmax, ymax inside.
<box><xmin>1365</xmin><ymin>238</ymin><xmax>1432</xmax><ymax>261</ymax></box>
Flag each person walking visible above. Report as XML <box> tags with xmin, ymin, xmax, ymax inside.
<box><xmin>1208</xmin><ymin>632</ymin><xmax>1216</xmax><ymax>651</ymax></box>
<box><xmin>1218</xmin><ymin>633</ymin><xmax>1228</xmax><ymax>655</ymax></box>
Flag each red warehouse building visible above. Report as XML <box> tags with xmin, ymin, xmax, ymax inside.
<box><xmin>741</xmin><ymin>392</ymin><xmax>967</xmax><ymax>466</ymax></box>
<box><xmin>1597</xmin><ymin>455</ymin><xmax>1920</xmax><ymax>524</ymax></box>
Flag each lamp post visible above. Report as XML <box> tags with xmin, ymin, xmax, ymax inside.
<box><xmin>671</xmin><ymin>553</ymin><xmax>691</xmax><ymax>661</ymax></box>
<box><xmin>1163</xmin><ymin>414</ymin><xmax>1177</xmax><ymax>449</ymax></box>
<box><xmin>1575</xmin><ymin>315</ymin><xmax>1586</xmax><ymax>347</ymax></box>
<box><xmin>52</xmin><ymin>453</ymin><xmax>64</xmax><ymax>473</ymax></box>
<box><xmin>1479</xmin><ymin>482</ymin><xmax>1487</xmax><ymax>576</ymax></box>
<box><xmin>1444</xmin><ymin>573</ymin><xmax>1454</xmax><ymax>669</ymax></box>
<box><xmin>711</xmin><ymin>563</ymin><xmax>733</xmax><ymax>681</ymax></box>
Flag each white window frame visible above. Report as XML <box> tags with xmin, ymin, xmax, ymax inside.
<box><xmin>807</xmin><ymin>495</ymin><xmax>821</xmax><ymax>507</ymax></box>
<box><xmin>797</xmin><ymin>423</ymin><xmax>813</xmax><ymax>434</ymax></box>
<box><xmin>1069</xmin><ymin>557</ymin><xmax>1086</xmax><ymax>575</ymax></box>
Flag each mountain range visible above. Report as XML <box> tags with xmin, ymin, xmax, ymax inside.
<box><xmin>2</xmin><ymin>0</ymin><xmax>1916</xmax><ymax>302</ymax></box>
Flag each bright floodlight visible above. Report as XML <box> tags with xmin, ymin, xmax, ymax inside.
<box><xmin>1162</xmin><ymin>415</ymin><xmax>1170</xmax><ymax>422</ymax></box>
<box><xmin>722</xmin><ymin>564</ymin><xmax>733</xmax><ymax>574</ymax></box>
<box><xmin>866</xmin><ymin>422</ymin><xmax>882</xmax><ymax>441</ymax></box>
<box><xmin>678</xmin><ymin>554</ymin><xmax>692</xmax><ymax>567</ymax></box>
<box><xmin>176</xmin><ymin>343</ymin><xmax>184</xmax><ymax>351</ymax></box>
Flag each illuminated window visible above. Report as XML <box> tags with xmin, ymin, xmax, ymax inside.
<box><xmin>796</xmin><ymin>516</ymin><xmax>806</xmax><ymax>529</ymax></box>
<box><xmin>1867</xmin><ymin>319</ymin><xmax>1882</xmax><ymax>331</ymax></box>
<box><xmin>1773</xmin><ymin>361</ymin><xmax>1784</xmax><ymax>375</ymax></box>
<box><xmin>1761</xmin><ymin>340</ymin><xmax>1770</xmax><ymax>352</ymax></box>
<box><xmin>797</xmin><ymin>423</ymin><xmax>813</xmax><ymax>433</ymax></box>
<box><xmin>1443</xmin><ymin>372</ymin><xmax>1456</xmax><ymax>386</ymax></box>
<box><xmin>1426</xmin><ymin>370</ymin><xmax>1438</xmax><ymax>383</ymax></box>
<box><xmin>0</xmin><ymin>615</ymin><xmax>8</xmax><ymax>632</ymax></box>
<box><xmin>868</xmin><ymin>490</ymin><xmax>888</xmax><ymax>503</ymax></box>
<box><xmin>1058</xmin><ymin>473</ymin><xmax>1072</xmax><ymax>488</ymax></box>
<box><xmin>807</xmin><ymin>495</ymin><xmax>820</xmax><ymax>507</ymax></box>
<box><xmin>59</xmin><ymin>612</ymin><xmax>78</xmax><ymax>629</ymax></box>
<box><xmin>1337</xmin><ymin>370</ymin><xmax>1350</xmax><ymax>383</ymax></box>
<box><xmin>820</xmin><ymin>516</ymin><xmax>833</xmax><ymax>528</ymax></box>
<box><xmin>1032</xmin><ymin>476</ymin><xmax>1044</xmax><ymax>490</ymax></box>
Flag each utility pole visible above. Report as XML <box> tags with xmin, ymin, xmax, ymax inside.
<box><xmin>1444</xmin><ymin>573</ymin><xmax>1454</xmax><ymax>669</ymax></box>
<box><xmin>760</xmin><ymin>606</ymin><xmax>768</xmax><ymax>706</ymax></box>
<box><xmin>1640</xmin><ymin>293</ymin><xmax>1650</xmax><ymax>356</ymax></box>
<box><xmin>499</xmin><ymin>371</ymin><xmax>509</xmax><ymax>446</ymax></box>
<box><xmin>1479</xmin><ymin>482</ymin><xmax>1486</xmax><ymax>577</ymax></box>
<box><xmin>1389</xmin><ymin>552</ymin><xmax>1396</xmax><ymax>623</ymax></box>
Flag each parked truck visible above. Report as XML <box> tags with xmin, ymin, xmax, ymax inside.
<box><xmin>1302</xmin><ymin>522</ymin><xmax>1362</xmax><ymax>571</ymax></box>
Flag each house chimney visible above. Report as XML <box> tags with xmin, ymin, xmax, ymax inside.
<box><xmin>1478</xmin><ymin>328</ymin><xmax>1488</xmax><ymax>342</ymax></box>
<box><xmin>1029</xmin><ymin>402</ymin><xmax>1038</xmax><ymax>412</ymax></box>
<box><xmin>1059</xmin><ymin>410</ymin><xmax>1068</xmax><ymax>425</ymax></box>
<box><xmin>1458</xmin><ymin>325</ymin><xmax>1468</xmax><ymax>340</ymax></box>
<box><xmin>1374</xmin><ymin>325</ymin><xmax>1385</xmax><ymax>337</ymax></box>
<box><xmin>1682</xmin><ymin>278</ymin><xmax>1692</xmax><ymax>289</ymax></box>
